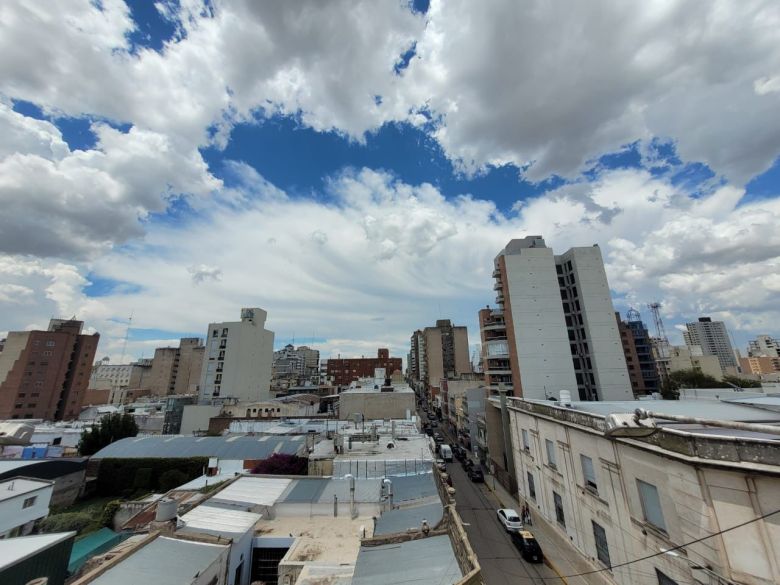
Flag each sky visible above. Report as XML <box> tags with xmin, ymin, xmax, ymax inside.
<box><xmin>1</xmin><ymin>0</ymin><xmax>780</xmax><ymax>365</ymax></box>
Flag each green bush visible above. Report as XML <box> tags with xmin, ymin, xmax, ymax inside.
<box><xmin>100</xmin><ymin>500</ymin><xmax>123</xmax><ymax>528</ymax></box>
<box><xmin>158</xmin><ymin>469</ymin><xmax>189</xmax><ymax>492</ymax></box>
<box><xmin>39</xmin><ymin>512</ymin><xmax>93</xmax><ymax>533</ymax></box>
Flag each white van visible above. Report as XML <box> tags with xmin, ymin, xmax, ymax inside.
<box><xmin>440</xmin><ymin>444</ymin><xmax>453</xmax><ymax>462</ymax></box>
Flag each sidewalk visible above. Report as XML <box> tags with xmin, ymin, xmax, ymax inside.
<box><xmin>482</xmin><ymin>472</ymin><xmax>614</xmax><ymax>585</ymax></box>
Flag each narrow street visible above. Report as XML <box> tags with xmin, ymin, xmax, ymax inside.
<box><xmin>420</xmin><ymin>403</ymin><xmax>559</xmax><ymax>585</ymax></box>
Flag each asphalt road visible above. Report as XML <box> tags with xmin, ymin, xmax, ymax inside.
<box><xmin>420</xmin><ymin>407</ymin><xmax>557</xmax><ymax>585</ymax></box>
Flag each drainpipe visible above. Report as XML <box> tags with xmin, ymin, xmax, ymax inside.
<box><xmin>382</xmin><ymin>478</ymin><xmax>393</xmax><ymax>509</ymax></box>
<box><xmin>345</xmin><ymin>473</ymin><xmax>356</xmax><ymax>519</ymax></box>
<box><xmin>498</xmin><ymin>385</ymin><xmax>516</xmax><ymax>486</ymax></box>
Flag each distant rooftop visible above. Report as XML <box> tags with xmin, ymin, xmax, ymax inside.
<box><xmin>565</xmin><ymin>399</ymin><xmax>780</xmax><ymax>424</ymax></box>
<box><xmin>90</xmin><ymin>434</ymin><xmax>307</xmax><ymax>459</ymax></box>
<box><xmin>179</xmin><ymin>504</ymin><xmax>261</xmax><ymax>536</ymax></box>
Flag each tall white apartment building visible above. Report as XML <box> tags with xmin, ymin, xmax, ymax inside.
<box><xmin>479</xmin><ymin>236</ymin><xmax>631</xmax><ymax>401</ymax></box>
<box><xmin>683</xmin><ymin>317</ymin><xmax>736</xmax><ymax>372</ymax></box>
<box><xmin>199</xmin><ymin>308</ymin><xmax>274</xmax><ymax>403</ymax></box>
<box><xmin>748</xmin><ymin>335</ymin><xmax>780</xmax><ymax>358</ymax></box>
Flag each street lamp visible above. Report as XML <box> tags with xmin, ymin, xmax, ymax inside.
<box><xmin>659</xmin><ymin>548</ymin><xmax>735</xmax><ymax>585</ymax></box>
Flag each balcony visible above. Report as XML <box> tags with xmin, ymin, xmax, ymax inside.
<box><xmin>493</xmin><ymin>280</ymin><xmax>503</xmax><ymax>291</ymax></box>
<box><xmin>481</xmin><ymin>322</ymin><xmax>506</xmax><ymax>332</ymax></box>
<box><xmin>492</xmin><ymin>268</ymin><xmax>501</xmax><ymax>278</ymax></box>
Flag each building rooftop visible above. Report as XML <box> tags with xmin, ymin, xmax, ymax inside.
<box><xmin>373</xmin><ymin>501</ymin><xmax>443</xmax><ymax>535</ymax></box>
<box><xmin>565</xmin><ymin>399</ymin><xmax>780</xmax><ymax>425</ymax></box>
<box><xmin>178</xmin><ymin>504</ymin><xmax>261</xmax><ymax>536</ymax></box>
<box><xmin>351</xmin><ymin>534</ymin><xmax>462</xmax><ymax>585</ymax></box>
<box><xmin>90</xmin><ymin>434</ymin><xmax>306</xmax><ymax>459</ymax></box>
<box><xmin>87</xmin><ymin>536</ymin><xmax>229</xmax><ymax>585</ymax></box>
<box><xmin>0</xmin><ymin>531</ymin><xmax>75</xmax><ymax>570</ymax></box>
<box><xmin>278</xmin><ymin>477</ymin><xmax>383</xmax><ymax>504</ymax></box>
<box><xmin>0</xmin><ymin>476</ymin><xmax>52</xmax><ymax>502</ymax></box>
<box><xmin>228</xmin><ymin>418</ymin><xmax>350</xmax><ymax>435</ymax></box>
<box><xmin>209</xmin><ymin>476</ymin><xmax>292</xmax><ymax>508</ymax></box>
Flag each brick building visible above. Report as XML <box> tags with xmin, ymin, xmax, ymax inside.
<box><xmin>0</xmin><ymin>319</ymin><xmax>99</xmax><ymax>421</ymax></box>
<box><xmin>324</xmin><ymin>349</ymin><xmax>402</xmax><ymax>387</ymax></box>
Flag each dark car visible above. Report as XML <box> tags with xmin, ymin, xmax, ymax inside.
<box><xmin>462</xmin><ymin>458</ymin><xmax>474</xmax><ymax>471</ymax></box>
<box><xmin>425</xmin><ymin>427</ymin><xmax>434</xmax><ymax>436</ymax></box>
<box><xmin>468</xmin><ymin>468</ymin><xmax>484</xmax><ymax>482</ymax></box>
<box><xmin>453</xmin><ymin>446</ymin><xmax>466</xmax><ymax>461</ymax></box>
<box><xmin>511</xmin><ymin>531</ymin><xmax>543</xmax><ymax>563</ymax></box>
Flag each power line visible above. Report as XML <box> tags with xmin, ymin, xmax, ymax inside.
<box><xmin>542</xmin><ymin>507</ymin><xmax>780</xmax><ymax>581</ymax></box>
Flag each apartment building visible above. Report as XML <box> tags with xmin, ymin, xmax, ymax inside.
<box><xmin>148</xmin><ymin>337</ymin><xmax>205</xmax><ymax>396</ymax></box>
<box><xmin>616</xmin><ymin>311</ymin><xmax>660</xmax><ymax>395</ymax></box>
<box><xmin>748</xmin><ymin>335</ymin><xmax>780</xmax><ymax>358</ymax></box>
<box><xmin>199</xmin><ymin>308</ymin><xmax>275</xmax><ymax>403</ymax></box>
<box><xmin>409</xmin><ymin>320</ymin><xmax>472</xmax><ymax>405</ymax></box>
<box><xmin>479</xmin><ymin>236</ymin><xmax>631</xmax><ymax>401</ymax></box>
<box><xmin>271</xmin><ymin>344</ymin><xmax>320</xmax><ymax>390</ymax></box>
<box><xmin>324</xmin><ymin>348</ymin><xmax>402</xmax><ymax>387</ymax></box>
<box><xmin>0</xmin><ymin>319</ymin><xmax>99</xmax><ymax>421</ymax></box>
<box><xmin>684</xmin><ymin>317</ymin><xmax>736</xmax><ymax>372</ymax></box>
<box><xmin>507</xmin><ymin>397</ymin><xmax>780</xmax><ymax>585</ymax></box>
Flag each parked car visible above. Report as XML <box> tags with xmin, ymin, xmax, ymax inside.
<box><xmin>511</xmin><ymin>530</ymin><xmax>543</xmax><ymax>563</ymax></box>
<box><xmin>468</xmin><ymin>468</ymin><xmax>484</xmax><ymax>482</ymax></box>
<box><xmin>435</xmin><ymin>459</ymin><xmax>447</xmax><ymax>472</ymax></box>
<box><xmin>453</xmin><ymin>445</ymin><xmax>466</xmax><ymax>461</ymax></box>
<box><xmin>497</xmin><ymin>508</ymin><xmax>523</xmax><ymax>533</ymax></box>
<box><xmin>433</xmin><ymin>433</ymin><xmax>444</xmax><ymax>444</ymax></box>
<box><xmin>462</xmin><ymin>458</ymin><xmax>474</xmax><ymax>472</ymax></box>
<box><xmin>425</xmin><ymin>427</ymin><xmax>434</xmax><ymax>436</ymax></box>
<box><xmin>440</xmin><ymin>444</ymin><xmax>453</xmax><ymax>462</ymax></box>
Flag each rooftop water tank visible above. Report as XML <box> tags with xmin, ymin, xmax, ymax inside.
<box><xmin>155</xmin><ymin>498</ymin><xmax>178</xmax><ymax>522</ymax></box>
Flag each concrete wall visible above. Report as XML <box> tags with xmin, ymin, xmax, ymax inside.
<box><xmin>424</xmin><ymin>328</ymin><xmax>444</xmax><ymax>389</ymax></box>
<box><xmin>566</xmin><ymin>247</ymin><xmax>633</xmax><ymax>400</ymax></box>
<box><xmin>453</xmin><ymin>327</ymin><xmax>472</xmax><ymax>376</ymax></box>
<box><xmin>0</xmin><ymin>481</ymin><xmax>53</xmax><ymax>537</ymax></box>
<box><xmin>149</xmin><ymin>347</ymin><xmax>178</xmax><ymax>395</ymax></box>
<box><xmin>180</xmin><ymin>405</ymin><xmax>223</xmax><ymax>435</ymax></box>
<box><xmin>339</xmin><ymin>391</ymin><xmax>415</xmax><ymax>420</ymax></box>
<box><xmin>509</xmin><ymin>404</ymin><xmax>780</xmax><ymax>585</ymax></box>
<box><xmin>504</xmin><ymin>247</ymin><xmax>577</xmax><ymax>399</ymax></box>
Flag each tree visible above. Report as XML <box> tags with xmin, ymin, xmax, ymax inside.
<box><xmin>723</xmin><ymin>375</ymin><xmax>763</xmax><ymax>388</ymax></box>
<box><xmin>251</xmin><ymin>454</ymin><xmax>308</xmax><ymax>475</ymax></box>
<box><xmin>158</xmin><ymin>469</ymin><xmax>189</xmax><ymax>492</ymax></box>
<box><xmin>78</xmin><ymin>413</ymin><xmax>139</xmax><ymax>456</ymax></box>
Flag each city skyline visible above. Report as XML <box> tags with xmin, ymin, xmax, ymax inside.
<box><xmin>1</xmin><ymin>1</ymin><xmax>779</xmax><ymax>364</ymax></box>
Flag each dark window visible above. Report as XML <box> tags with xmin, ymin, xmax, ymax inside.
<box><xmin>592</xmin><ymin>521</ymin><xmax>611</xmax><ymax>567</ymax></box>
<box><xmin>556</xmin><ymin>264</ymin><xmax>563</xmax><ymax>274</ymax></box>
<box><xmin>568</xmin><ymin>329</ymin><xmax>576</xmax><ymax>341</ymax></box>
<box><xmin>558</xmin><ymin>277</ymin><xmax>565</xmax><ymax>287</ymax></box>
<box><xmin>553</xmin><ymin>491</ymin><xmax>565</xmax><ymax>526</ymax></box>
<box><xmin>565</xmin><ymin>316</ymin><xmax>573</xmax><ymax>327</ymax></box>
<box><xmin>527</xmin><ymin>472</ymin><xmax>536</xmax><ymax>500</ymax></box>
<box><xmin>23</xmin><ymin>496</ymin><xmax>37</xmax><ymax>508</ymax></box>
<box><xmin>655</xmin><ymin>569</ymin><xmax>679</xmax><ymax>585</ymax></box>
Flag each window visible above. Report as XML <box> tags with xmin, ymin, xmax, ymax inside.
<box><xmin>545</xmin><ymin>439</ymin><xmax>557</xmax><ymax>468</ymax></box>
<box><xmin>527</xmin><ymin>472</ymin><xmax>536</xmax><ymax>500</ymax></box>
<box><xmin>522</xmin><ymin>429</ymin><xmax>530</xmax><ymax>451</ymax></box>
<box><xmin>46</xmin><ymin>340</ymin><xmax>55</xmax><ymax>347</ymax></box>
<box><xmin>592</xmin><ymin>521</ymin><xmax>611</xmax><ymax>567</ymax></box>
<box><xmin>581</xmin><ymin>454</ymin><xmax>598</xmax><ymax>493</ymax></box>
<box><xmin>42</xmin><ymin>351</ymin><xmax>52</xmax><ymax>357</ymax></box>
<box><xmin>637</xmin><ymin>479</ymin><xmax>666</xmax><ymax>531</ymax></box>
<box><xmin>655</xmin><ymin>569</ymin><xmax>679</xmax><ymax>585</ymax></box>
<box><xmin>212</xmin><ymin>329</ymin><xmax>218</xmax><ymax>337</ymax></box>
<box><xmin>553</xmin><ymin>491</ymin><xmax>565</xmax><ymax>526</ymax></box>
<box><xmin>23</xmin><ymin>496</ymin><xmax>37</xmax><ymax>508</ymax></box>
<box><xmin>221</xmin><ymin>327</ymin><xmax>229</xmax><ymax>337</ymax></box>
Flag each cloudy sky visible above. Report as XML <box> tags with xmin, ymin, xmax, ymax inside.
<box><xmin>1</xmin><ymin>0</ymin><xmax>779</xmax><ymax>364</ymax></box>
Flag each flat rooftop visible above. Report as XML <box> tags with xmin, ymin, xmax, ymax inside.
<box><xmin>0</xmin><ymin>531</ymin><xmax>75</xmax><ymax>570</ymax></box>
<box><xmin>257</xmin><ymin>516</ymin><xmax>373</xmax><ymax>565</ymax></box>
<box><xmin>90</xmin><ymin>434</ymin><xmax>307</xmax><ymax>459</ymax></box>
<box><xmin>0</xmin><ymin>477</ymin><xmax>52</xmax><ymax>502</ymax></box>
<box><xmin>178</xmin><ymin>505</ymin><xmax>261</xmax><ymax>536</ymax></box>
<box><xmin>87</xmin><ymin>536</ymin><xmax>229</xmax><ymax>585</ymax></box>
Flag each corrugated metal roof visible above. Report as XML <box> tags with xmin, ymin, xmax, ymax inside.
<box><xmin>314</xmin><ymin>478</ymin><xmax>382</xmax><ymax>504</ymax></box>
<box><xmin>89</xmin><ymin>536</ymin><xmax>228</xmax><ymax>585</ymax></box>
<box><xmin>352</xmin><ymin>535</ymin><xmax>462</xmax><ymax>585</ymax></box>
<box><xmin>0</xmin><ymin>531</ymin><xmax>75</xmax><ymax>570</ymax></box>
<box><xmin>209</xmin><ymin>476</ymin><xmax>292</xmax><ymax>508</ymax></box>
<box><xmin>390</xmin><ymin>473</ymin><xmax>438</xmax><ymax>502</ymax></box>
<box><xmin>373</xmin><ymin>502</ymin><xmax>444</xmax><ymax>535</ymax></box>
<box><xmin>279</xmin><ymin>478</ymin><xmax>329</xmax><ymax>503</ymax></box>
<box><xmin>91</xmin><ymin>435</ymin><xmax>305</xmax><ymax>459</ymax></box>
<box><xmin>179</xmin><ymin>505</ymin><xmax>261</xmax><ymax>535</ymax></box>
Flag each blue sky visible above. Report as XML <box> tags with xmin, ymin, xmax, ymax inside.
<box><xmin>1</xmin><ymin>0</ymin><xmax>779</xmax><ymax>364</ymax></box>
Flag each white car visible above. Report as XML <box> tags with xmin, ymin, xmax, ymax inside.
<box><xmin>497</xmin><ymin>508</ymin><xmax>523</xmax><ymax>532</ymax></box>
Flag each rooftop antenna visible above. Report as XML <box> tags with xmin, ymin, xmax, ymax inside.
<box><xmin>647</xmin><ymin>302</ymin><xmax>667</xmax><ymax>342</ymax></box>
<box><xmin>119</xmin><ymin>310</ymin><xmax>134</xmax><ymax>364</ymax></box>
